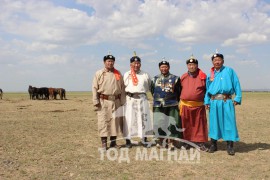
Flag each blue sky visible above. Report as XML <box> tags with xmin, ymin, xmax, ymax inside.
<box><xmin>1</xmin><ymin>0</ymin><xmax>270</xmax><ymax>92</ymax></box>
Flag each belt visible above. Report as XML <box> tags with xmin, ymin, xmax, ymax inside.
<box><xmin>211</xmin><ymin>94</ymin><xmax>232</xmax><ymax>102</ymax></box>
<box><xmin>126</xmin><ymin>92</ymin><xmax>146</xmax><ymax>99</ymax></box>
<box><xmin>179</xmin><ymin>100</ymin><xmax>204</xmax><ymax>116</ymax></box>
<box><xmin>100</xmin><ymin>94</ymin><xmax>120</xmax><ymax>101</ymax></box>
<box><xmin>154</xmin><ymin>95</ymin><xmax>176</xmax><ymax>102</ymax></box>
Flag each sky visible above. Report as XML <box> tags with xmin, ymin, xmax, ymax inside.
<box><xmin>1</xmin><ymin>0</ymin><xmax>270</xmax><ymax>92</ymax></box>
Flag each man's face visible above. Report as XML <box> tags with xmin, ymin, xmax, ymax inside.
<box><xmin>131</xmin><ymin>61</ymin><xmax>141</xmax><ymax>72</ymax></box>
<box><xmin>187</xmin><ymin>63</ymin><xmax>198</xmax><ymax>73</ymax></box>
<box><xmin>159</xmin><ymin>65</ymin><xmax>170</xmax><ymax>75</ymax></box>
<box><xmin>104</xmin><ymin>59</ymin><xmax>115</xmax><ymax>70</ymax></box>
<box><xmin>212</xmin><ymin>57</ymin><xmax>224</xmax><ymax>70</ymax></box>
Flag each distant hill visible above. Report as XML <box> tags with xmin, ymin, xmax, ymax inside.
<box><xmin>242</xmin><ymin>89</ymin><xmax>270</xmax><ymax>92</ymax></box>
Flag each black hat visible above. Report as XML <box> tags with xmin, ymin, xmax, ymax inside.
<box><xmin>211</xmin><ymin>53</ymin><xmax>224</xmax><ymax>61</ymax></box>
<box><xmin>159</xmin><ymin>60</ymin><xmax>170</xmax><ymax>67</ymax></box>
<box><xmin>186</xmin><ymin>55</ymin><xmax>198</xmax><ymax>64</ymax></box>
<box><xmin>130</xmin><ymin>56</ymin><xmax>141</xmax><ymax>63</ymax></box>
<box><xmin>130</xmin><ymin>51</ymin><xmax>141</xmax><ymax>63</ymax></box>
<box><xmin>103</xmin><ymin>54</ymin><xmax>115</xmax><ymax>61</ymax></box>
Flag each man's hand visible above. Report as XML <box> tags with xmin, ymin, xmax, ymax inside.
<box><xmin>233</xmin><ymin>101</ymin><xmax>239</xmax><ymax>106</ymax></box>
<box><xmin>94</xmin><ymin>103</ymin><xmax>101</xmax><ymax>111</ymax></box>
<box><xmin>205</xmin><ymin>104</ymin><xmax>210</xmax><ymax>110</ymax></box>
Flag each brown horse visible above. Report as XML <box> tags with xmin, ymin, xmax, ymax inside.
<box><xmin>48</xmin><ymin>88</ymin><xmax>56</xmax><ymax>99</ymax></box>
<box><xmin>55</xmin><ymin>88</ymin><xmax>66</xmax><ymax>100</ymax></box>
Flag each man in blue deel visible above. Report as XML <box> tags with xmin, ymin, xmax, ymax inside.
<box><xmin>204</xmin><ymin>52</ymin><xmax>242</xmax><ymax>156</ymax></box>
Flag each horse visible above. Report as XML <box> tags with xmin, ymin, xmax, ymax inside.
<box><xmin>55</xmin><ymin>88</ymin><xmax>66</xmax><ymax>100</ymax></box>
<box><xmin>0</xmin><ymin>89</ymin><xmax>3</xmax><ymax>99</ymax></box>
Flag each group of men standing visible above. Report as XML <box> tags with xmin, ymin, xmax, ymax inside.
<box><xmin>92</xmin><ymin>52</ymin><xmax>242</xmax><ymax>156</ymax></box>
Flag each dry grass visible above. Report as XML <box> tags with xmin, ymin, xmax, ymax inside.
<box><xmin>0</xmin><ymin>92</ymin><xmax>269</xmax><ymax>179</ymax></box>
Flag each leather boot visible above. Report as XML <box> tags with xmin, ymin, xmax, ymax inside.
<box><xmin>168</xmin><ymin>139</ymin><xmax>175</xmax><ymax>151</ymax></box>
<box><xmin>142</xmin><ymin>137</ymin><xmax>149</xmax><ymax>148</ymax></box>
<box><xmin>227</xmin><ymin>141</ymin><xmax>235</xmax><ymax>156</ymax></box>
<box><xmin>143</xmin><ymin>137</ymin><xmax>148</xmax><ymax>143</ymax></box>
<box><xmin>109</xmin><ymin>136</ymin><xmax>118</xmax><ymax>148</ymax></box>
<box><xmin>196</xmin><ymin>142</ymin><xmax>209</xmax><ymax>152</ymax></box>
<box><xmin>156</xmin><ymin>138</ymin><xmax>164</xmax><ymax>149</ymax></box>
<box><xmin>101</xmin><ymin>137</ymin><xmax>107</xmax><ymax>151</ymax></box>
<box><xmin>126</xmin><ymin>139</ymin><xmax>132</xmax><ymax>148</ymax></box>
<box><xmin>208</xmin><ymin>139</ymin><xmax>217</xmax><ymax>153</ymax></box>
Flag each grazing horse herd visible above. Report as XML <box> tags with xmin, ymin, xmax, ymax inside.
<box><xmin>28</xmin><ymin>86</ymin><xmax>66</xmax><ymax>100</ymax></box>
<box><xmin>0</xmin><ymin>87</ymin><xmax>66</xmax><ymax>100</ymax></box>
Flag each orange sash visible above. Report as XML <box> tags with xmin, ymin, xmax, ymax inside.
<box><xmin>179</xmin><ymin>100</ymin><xmax>204</xmax><ymax>116</ymax></box>
<box><xmin>131</xmin><ymin>67</ymin><xmax>138</xmax><ymax>86</ymax></box>
<box><xmin>113</xmin><ymin>69</ymin><xmax>121</xmax><ymax>81</ymax></box>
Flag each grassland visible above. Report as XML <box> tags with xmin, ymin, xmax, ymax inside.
<box><xmin>0</xmin><ymin>92</ymin><xmax>269</xmax><ymax>179</ymax></box>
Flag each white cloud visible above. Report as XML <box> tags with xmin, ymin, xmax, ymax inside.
<box><xmin>202</xmin><ymin>54</ymin><xmax>212</xmax><ymax>61</ymax></box>
<box><xmin>26</xmin><ymin>42</ymin><xmax>60</xmax><ymax>51</ymax></box>
<box><xmin>180</xmin><ymin>46</ymin><xmax>192</xmax><ymax>51</ymax></box>
<box><xmin>20</xmin><ymin>54</ymin><xmax>69</xmax><ymax>65</ymax></box>
<box><xmin>0</xmin><ymin>1</ymin><xmax>101</xmax><ymax>45</ymax></box>
<box><xmin>235</xmin><ymin>47</ymin><xmax>249</xmax><ymax>54</ymax></box>
<box><xmin>1</xmin><ymin>0</ymin><xmax>270</xmax><ymax>91</ymax></box>
<box><xmin>222</xmin><ymin>32</ymin><xmax>267</xmax><ymax>46</ymax></box>
<box><xmin>38</xmin><ymin>54</ymin><xmax>68</xmax><ymax>64</ymax></box>
<box><xmin>1</xmin><ymin>0</ymin><xmax>270</xmax><ymax>48</ymax></box>
<box><xmin>237</xmin><ymin>59</ymin><xmax>259</xmax><ymax>67</ymax></box>
<box><xmin>166</xmin><ymin>19</ymin><xmax>198</xmax><ymax>43</ymax></box>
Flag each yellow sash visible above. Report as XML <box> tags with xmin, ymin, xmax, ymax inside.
<box><xmin>179</xmin><ymin>100</ymin><xmax>204</xmax><ymax>115</ymax></box>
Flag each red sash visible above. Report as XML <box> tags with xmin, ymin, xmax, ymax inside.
<box><xmin>198</xmin><ymin>68</ymin><xmax>206</xmax><ymax>80</ymax></box>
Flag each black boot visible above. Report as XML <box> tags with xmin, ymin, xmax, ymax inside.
<box><xmin>142</xmin><ymin>137</ymin><xmax>149</xmax><ymax>148</ymax></box>
<box><xmin>181</xmin><ymin>142</ymin><xmax>190</xmax><ymax>150</ymax></box>
<box><xmin>227</xmin><ymin>141</ymin><xmax>235</xmax><ymax>156</ymax></box>
<box><xmin>144</xmin><ymin>137</ymin><xmax>148</xmax><ymax>143</ymax></box>
<box><xmin>101</xmin><ymin>137</ymin><xmax>107</xmax><ymax>151</ymax></box>
<box><xmin>126</xmin><ymin>139</ymin><xmax>132</xmax><ymax>148</ymax></box>
<box><xmin>196</xmin><ymin>142</ymin><xmax>209</xmax><ymax>152</ymax></box>
<box><xmin>110</xmin><ymin>136</ymin><xmax>119</xmax><ymax>148</ymax></box>
<box><xmin>208</xmin><ymin>139</ymin><xmax>217</xmax><ymax>153</ymax></box>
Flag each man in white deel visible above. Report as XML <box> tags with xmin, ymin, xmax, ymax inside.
<box><xmin>123</xmin><ymin>52</ymin><xmax>153</xmax><ymax>148</ymax></box>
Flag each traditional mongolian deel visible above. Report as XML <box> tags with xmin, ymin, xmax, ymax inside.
<box><xmin>180</xmin><ymin>68</ymin><xmax>208</xmax><ymax>142</ymax></box>
<box><xmin>151</xmin><ymin>73</ymin><xmax>182</xmax><ymax>139</ymax></box>
<box><xmin>92</xmin><ymin>68</ymin><xmax>125</xmax><ymax>137</ymax></box>
<box><xmin>123</xmin><ymin>69</ymin><xmax>153</xmax><ymax>139</ymax></box>
<box><xmin>204</xmin><ymin>66</ymin><xmax>242</xmax><ymax>141</ymax></box>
